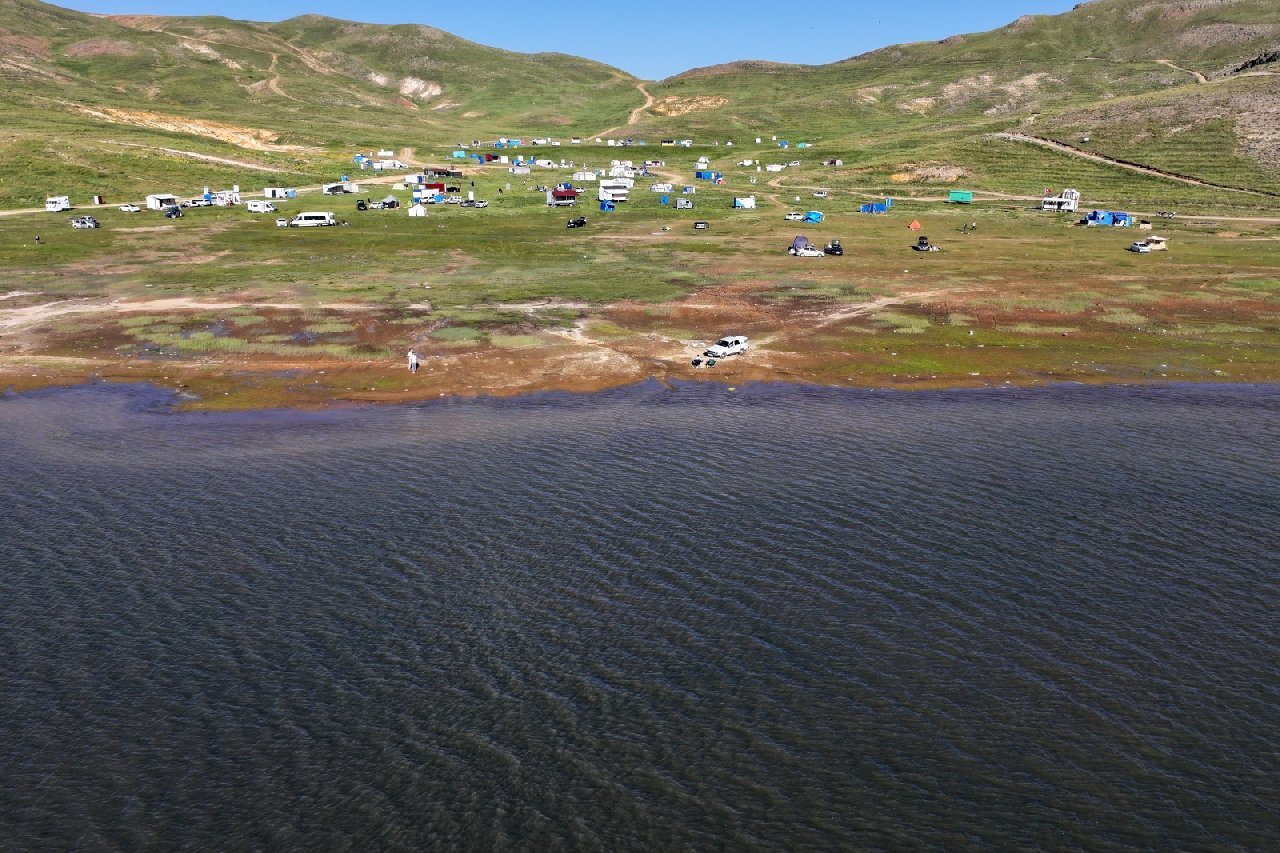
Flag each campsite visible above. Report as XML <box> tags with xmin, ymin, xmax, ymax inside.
<box><xmin>4</xmin><ymin>140</ymin><xmax>1279</xmax><ymax>409</ymax></box>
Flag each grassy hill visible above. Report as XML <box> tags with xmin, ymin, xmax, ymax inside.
<box><xmin>1</xmin><ymin>0</ymin><xmax>1279</xmax><ymax>209</ymax></box>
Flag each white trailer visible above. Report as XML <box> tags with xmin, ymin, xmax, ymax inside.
<box><xmin>1042</xmin><ymin>188</ymin><xmax>1081</xmax><ymax>213</ymax></box>
<box><xmin>145</xmin><ymin>193</ymin><xmax>179</xmax><ymax>210</ymax></box>
<box><xmin>45</xmin><ymin>196</ymin><xmax>72</xmax><ymax>212</ymax></box>
<box><xmin>246</xmin><ymin>200</ymin><xmax>277</xmax><ymax>213</ymax></box>
<box><xmin>598</xmin><ymin>180</ymin><xmax>630</xmax><ymax>202</ymax></box>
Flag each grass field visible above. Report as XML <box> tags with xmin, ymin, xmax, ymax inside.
<box><xmin>3</xmin><ymin>150</ymin><xmax>1278</xmax><ymax>409</ymax></box>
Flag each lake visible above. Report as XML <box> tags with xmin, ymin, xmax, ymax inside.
<box><xmin>3</xmin><ymin>380</ymin><xmax>1278</xmax><ymax>849</ymax></box>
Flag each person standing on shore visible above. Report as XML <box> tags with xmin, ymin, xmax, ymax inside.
<box><xmin>407</xmin><ymin>349</ymin><xmax>419</xmax><ymax>373</ymax></box>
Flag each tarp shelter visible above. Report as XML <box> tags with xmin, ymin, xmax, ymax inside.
<box><xmin>1145</xmin><ymin>235</ymin><xmax>1169</xmax><ymax>251</ymax></box>
<box><xmin>1086</xmin><ymin>210</ymin><xmax>1132</xmax><ymax>227</ymax></box>
<box><xmin>804</xmin><ymin>210</ymin><xmax>824</xmax><ymax>223</ymax></box>
<box><xmin>145</xmin><ymin>194</ymin><xmax>178</xmax><ymax>210</ymax></box>
<box><xmin>733</xmin><ymin>196</ymin><xmax>757</xmax><ymax>209</ymax></box>
<box><xmin>452</xmin><ymin>150</ymin><xmax>468</xmax><ymax>159</ymax></box>
<box><xmin>407</xmin><ymin>203</ymin><xmax>427</xmax><ymax>217</ymax></box>
<box><xmin>791</xmin><ymin>235</ymin><xmax>812</xmax><ymax>252</ymax></box>
<box><xmin>908</xmin><ymin>220</ymin><xmax>921</xmax><ymax>231</ymax></box>
<box><xmin>600</xmin><ymin>200</ymin><xmax>616</xmax><ymax>212</ymax></box>
<box><xmin>949</xmin><ymin>190</ymin><xmax>974</xmax><ymax>204</ymax></box>
<box><xmin>381</xmin><ymin>195</ymin><xmax>400</xmax><ymax>209</ymax></box>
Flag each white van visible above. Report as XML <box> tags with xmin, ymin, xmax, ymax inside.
<box><xmin>288</xmin><ymin>211</ymin><xmax>337</xmax><ymax>227</ymax></box>
<box><xmin>246</xmin><ymin>200</ymin><xmax>277</xmax><ymax>214</ymax></box>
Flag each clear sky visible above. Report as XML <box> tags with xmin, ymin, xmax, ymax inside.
<box><xmin>64</xmin><ymin>0</ymin><xmax>1083</xmax><ymax>80</ymax></box>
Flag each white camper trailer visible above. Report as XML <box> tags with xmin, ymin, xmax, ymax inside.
<box><xmin>45</xmin><ymin>196</ymin><xmax>72</xmax><ymax>212</ymax></box>
<box><xmin>145</xmin><ymin>194</ymin><xmax>179</xmax><ymax>211</ymax></box>
<box><xmin>246</xmin><ymin>200</ymin><xmax>277</xmax><ymax>213</ymax></box>
<box><xmin>1042</xmin><ymin>188</ymin><xmax>1082</xmax><ymax>213</ymax></box>
<box><xmin>598</xmin><ymin>179</ymin><xmax>630</xmax><ymax>203</ymax></box>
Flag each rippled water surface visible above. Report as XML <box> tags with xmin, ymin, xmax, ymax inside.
<box><xmin>3</xmin><ymin>381</ymin><xmax>1279</xmax><ymax>850</ymax></box>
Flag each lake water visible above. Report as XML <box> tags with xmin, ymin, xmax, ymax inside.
<box><xmin>3</xmin><ymin>381</ymin><xmax>1279</xmax><ymax>850</ymax></box>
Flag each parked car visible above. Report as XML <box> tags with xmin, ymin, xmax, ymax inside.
<box><xmin>1129</xmin><ymin>240</ymin><xmax>1153</xmax><ymax>253</ymax></box>
<box><xmin>704</xmin><ymin>335</ymin><xmax>749</xmax><ymax>358</ymax></box>
<box><xmin>69</xmin><ymin>215</ymin><xmax>100</xmax><ymax>229</ymax></box>
<box><xmin>355</xmin><ymin>200</ymin><xmax>368</xmax><ymax>211</ymax></box>
<box><xmin>788</xmin><ymin>160</ymin><xmax>802</xmax><ymax>167</ymax></box>
<box><xmin>118</xmin><ymin>203</ymin><xmax>140</xmax><ymax>213</ymax></box>
<box><xmin>473</xmin><ymin>200</ymin><xmax>489</xmax><ymax>208</ymax></box>
<box><xmin>912</xmin><ymin>236</ymin><xmax>940</xmax><ymax>252</ymax></box>
<box><xmin>789</xmin><ymin>244</ymin><xmax>824</xmax><ymax>257</ymax></box>
<box><xmin>784</xmin><ymin>212</ymin><xmax>805</xmax><ymax>221</ymax></box>
<box><xmin>276</xmin><ymin>217</ymin><xmax>290</xmax><ymax>227</ymax></box>
<box><xmin>566</xmin><ymin>216</ymin><xmax>587</xmax><ymax>228</ymax></box>
<box><xmin>824</xmin><ymin>239</ymin><xmax>844</xmax><ymax>256</ymax></box>
<box><xmin>459</xmin><ymin>200</ymin><xmax>476</xmax><ymax>208</ymax></box>
<box><xmin>693</xmin><ymin>221</ymin><xmax>710</xmax><ymax>230</ymax></box>
<box><xmin>813</xmin><ymin>191</ymin><xmax>828</xmax><ymax>199</ymax></box>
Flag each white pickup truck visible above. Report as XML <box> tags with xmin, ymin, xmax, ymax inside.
<box><xmin>703</xmin><ymin>335</ymin><xmax>749</xmax><ymax>358</ymax></box>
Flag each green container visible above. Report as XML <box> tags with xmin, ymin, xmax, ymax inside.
<box><xmin>949</xmin><ymin>190</ymin><xmax>974</xmax><ymax>204</ymax></box>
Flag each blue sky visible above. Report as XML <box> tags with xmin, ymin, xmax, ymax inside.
<box><xmin>65</xmin><ymin>0</ymin><xmax>1082</xmax><ymax>80</ymax></box>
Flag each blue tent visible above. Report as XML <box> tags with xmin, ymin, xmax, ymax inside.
<box><xmin>600</xmin><ymin>200</ymin><xmax>616</xmax><ymax>212</ymax></box>
<box><xmin>1086</xmin><ymin>210</ymin><xmax>1132</xmax><ymax>227</ymax></box>
<box><xmin>804</xmin><ymin>210</ymin><xmax>824</xmax><ymax>223</ymax></box>
<box><xmin>660</xmin><ymin>195</ymin><xmax>669</xmax><ymax>205</ymax></box>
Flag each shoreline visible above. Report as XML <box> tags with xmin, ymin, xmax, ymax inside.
<box><xmin>4</xmin><ymin>359</ymin><xmax>1277</xmax><ymax>414</ymax></box>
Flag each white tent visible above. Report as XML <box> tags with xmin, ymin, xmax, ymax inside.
<box><xmin>407</xmin><ymin>203</ymin><xmax>428</xmax><ymax>217</ymax></box>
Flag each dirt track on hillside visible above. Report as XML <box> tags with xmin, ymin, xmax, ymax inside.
<box><xmin>994</xmin><ymin>132</ymin><xmax>1280</xmax><ymax>197</ymax></box>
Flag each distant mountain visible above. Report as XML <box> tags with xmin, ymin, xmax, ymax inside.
<box><xmin>1</xmin><ymin>0</ymin><xmax>1278</xmax><ymax>206</ymax></box>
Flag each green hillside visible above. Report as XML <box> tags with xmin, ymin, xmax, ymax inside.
<box><xmin>1</xmin><ymin>0</ymin><xmax>1279</xmax><ymax>209</ymax></box>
